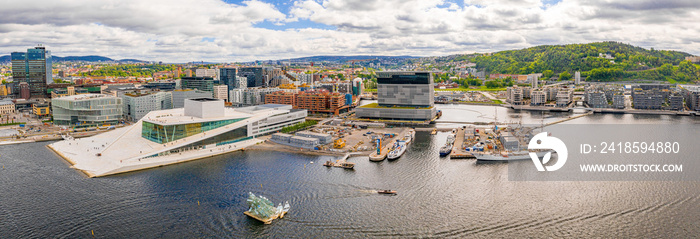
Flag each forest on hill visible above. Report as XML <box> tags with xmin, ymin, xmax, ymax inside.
<box><xmin>460</xmin><ymin>42</ymin><xmax>698</xmax><ymax>82</ymax></box>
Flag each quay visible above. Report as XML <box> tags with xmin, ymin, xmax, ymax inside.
<box><xmin>449</xmin><ymin>127</ymin><xmax>474</xmax><ymax>159</ymax></box>
<box><xmin>369</xmin><ymin>128</ymin><xmax>408</xmax><ymax>162</ymax></box>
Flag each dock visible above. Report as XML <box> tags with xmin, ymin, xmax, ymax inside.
<box><xmin>369</xmin><ymin>128</ymin><xmax>408</xmax><ymax>161</ymax></box>
<box><xmin>449</xmin><ymin>127</ymin><xmax>475</xmax><ymax>159</ymax></box>
<box><xmin>325</xmin><ymin>152</ymin><xmax>363</xmax><ymax>168</ymax></box>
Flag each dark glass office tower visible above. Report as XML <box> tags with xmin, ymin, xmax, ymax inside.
<box><xmin>219</xmin><ymin>68</ymin><xmax>247</xmax><ymax>91</ymax></box>
<box><xmin>238</xmin><ymin>67</ymin><xmax>263</xmax><ymax>88</ymax></box>
<box><xmin>11</xmin><ymin>46</ymin><xmax>52</xmax><ymax>98</ymax></box>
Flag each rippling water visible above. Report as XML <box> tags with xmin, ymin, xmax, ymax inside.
<box><xmin>1</xmin><ymin>106</ymin><xmax>699</xmax><ymax>237</ymax></box>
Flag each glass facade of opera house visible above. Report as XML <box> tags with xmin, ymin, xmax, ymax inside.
<box><xmin>142</xmin><ymin>118</ymin><xmax>248</xmax><ymax>144</ymax></box>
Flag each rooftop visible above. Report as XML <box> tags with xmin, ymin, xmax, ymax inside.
<box><xmin>55</xmin><ymin>93</ymin><xmax>117</xmax><ymax>101</ymax></box>
<box><xmin>143</xmin><ymin>107</ymin><xmax>251</xmax><ymax>126</ymax></box>
<box><xmin>359</xmin><ymin>103</ymin><xmax>432</xmax><ymax>110</ymax></box>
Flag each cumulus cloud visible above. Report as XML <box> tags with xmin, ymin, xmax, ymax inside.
<box><xmin>0</xmin><ymin>0</ymin><xmax>698</xmax><ymax>62</ymax></box>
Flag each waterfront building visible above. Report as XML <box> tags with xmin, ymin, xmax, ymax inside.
<box><xmin>632</xmin><ymin>90</ymin><xmax>663</xmax><ymax>110</ymax></box>
<box><xmin>530</xmin><ymin>89</ymin><xmax>547</xmax><ymax>106</ymax></box>
<box><xmin>612</xmin><ymin>94</ymin><xmax>625</xmax><ymax>109</ymax></box>
<box><xmin>172</xmin><ymin>89</ymin><xmax>212</xmax><ymax>108</ymax></box>
<box><xmin>506</xmin><ymin>86</ymin><xmax>523</xmax><ymax>105</ymax></box>
<box><xmin>213</xmin><ymin>85</ymin><xmax>228</xmax><ymax>102</ymax></box>
<box><xmin>48</xmin><ymin>99</ymin><xmax>306</xmax><ymax>177</ymax></box>
<box><xmin>556</xmin><ymin>89</ymin><xmax>574</xmax><ymax>107</ymax></box>
<box><xmin>181</xmin><ymin>77</ymin><xmax>214</xmax><ymax>92</ymax></box>
<box><xmin>356</xmin><ymin>72</ymin><xmax>436</xmax><ymax>120</ymax></box>
<box><xmin>11</xmin><ymin>46</ymin><xmax>52</xmax><ymax>98</ymax></box>
<box><xmin>668</xmin><ymin>93</ymin><xmax>684</xmax><ymax>110</ymax></box>
<box><xmin>681</xmin><ymin>85</ymin><xmax>700</xmax><ymax>111</ymax></box>
<box><xmin>122</xmin><ymin>91</ymin><xmax>173</xmax><ymax>121</ymax></box>
<box><xmin>586</xmin><ymin>91</ymin><xmax>608</xmax><ymax>108</ymax></box>
<box><xmin>295</xmin><ymin>131</ymin><xmax>333</xmax><ymax>144</ymax></box>
<box><xmin>52</xmin><ymin>94</ymin><xmax>123</xmax><ymax>126</ymax></box>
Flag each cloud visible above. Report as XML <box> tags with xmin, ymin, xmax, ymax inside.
<box><xmin>0</xmin><ymin>0</ymin><xmax>698</xmax><ymax>62</ymax></box>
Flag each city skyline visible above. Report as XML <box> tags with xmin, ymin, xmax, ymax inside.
<box><xmin>1</xmin><ymin>0</ymin><xmax>699</xmax><ymax>62</ymax></box>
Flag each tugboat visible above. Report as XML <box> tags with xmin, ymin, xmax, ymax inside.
<box><xmin>439</xmin><ymin>133</ymin><xmax>456</xmax><ymax>157</ymax></box>
<box><xmin>439</xmin><ymin>143</ymin><xmax>453</xmax><ymax>157</ymax></box>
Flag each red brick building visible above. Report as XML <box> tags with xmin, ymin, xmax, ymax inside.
<box><xmin>265</xmin><ymin>90</ymin><xmax>348</xmax><ymax>115</ymax></box>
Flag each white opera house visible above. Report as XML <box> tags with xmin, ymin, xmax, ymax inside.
<box><xmin>49</xmin><ymin>98</ymin><xmax>307</xmax><ymax>177</ymax></box>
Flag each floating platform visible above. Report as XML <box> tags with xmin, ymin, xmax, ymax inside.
<box><xmin>244</xmin><ymin>210</ymin><xmax>288</xmax><ymax>224</ymax></box>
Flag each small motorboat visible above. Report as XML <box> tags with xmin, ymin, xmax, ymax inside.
<box><xmin>377</xmin><ymin>190</ymin><xmax>397</xmax><ymax>195</ymax></box>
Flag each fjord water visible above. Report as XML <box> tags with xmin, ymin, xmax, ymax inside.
<box><xmin>1</xmin><ymin>106</ymin><xmax>699</xmax><ymax>237</ymax></box>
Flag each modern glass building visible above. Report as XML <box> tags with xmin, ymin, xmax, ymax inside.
<box><xmin>142</xmin><ymin>118</ymin><xmax>247</xmax><ymax>144</ymax></box>
<box><xmin>11</xmin><ymin>46</ymin><xmax>52</xmax><ymax>98</ymax></box>
<box><xmin>238</xmin><ymin>67</ymin><xmax>264</xmax><ymax>88</ymax></box>
<box><xmin>219</xmin><ymin>68</ymin><xmax>248</xmax><ymax>91</ymax></box>
<box><xmin>181</xmin><ymin>77</ymin><xmax>214</xmax><ymax>92</ymax></box>
<box><xmin>52</xmin><ymin>94</ymin><xmax>123</xmax><ymax>126</ymax></box>
<box><xmin>357</xmin><ymin>71</ymin><xmax>437</xmax><ymax>120</ymax></box>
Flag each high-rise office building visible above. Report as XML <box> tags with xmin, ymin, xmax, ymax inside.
<box><xmin>181</xmin><ymin>77</ymin><xmax>214</xmax><ymax>92</ymax></box>
<box><xmin>219</xmin><ymin>68</ymin><xmax>247</xmax><ymax>91</ymax></box>
<box><xmin>11</xmin><ymin>46</ymin><xmax>52</xmax><ymax>98</ymax></box>
<box><xmin>356</xmin><ymin>72</ymin><xmax>436</xmax><ymax>120</ymax></box>
<box><xmin>239</xmin><ymin>67</ymin><xmax>263</xmax><ymax>87</ymax></box>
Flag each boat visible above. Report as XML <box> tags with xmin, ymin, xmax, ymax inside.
<box><xmin>430</xmin><ymin>129</ymin><xmax>437</xmax><ymax>135</ymax></box>
<box><xmin>387</xmin><ymin>130</ymin><xmax>414</xmax><ymax>160</ymax></box>
<box><xmin>377</xmin><ymin>190</ymin><xmax>397</xmax><ymax>195</ymax></box>
<box><xmin>446</xmin><ymin>133</ymin><xmax>456</xmax><ymax>145</ymax></box>
<box><xmin>475</xmin><ymin>150</ymin><xmax>553</xmax><ymax>162</ymax></box>
<box><xmin>387</xmin><ymin>141</ymin><xmax>406</xmax><ymax>160</ymax></box>
<box><xmin>323</xmin><ymin>161</ymin><xmax>334</xmax><ymax>167</ymax></box>
<box><xmin>244</xmin><ymin>192</ymin><xmax>290</xmax><ymax>224</ymax></box>
<box><xmin>439</xmin><ymin>133</ymin><xmax>456</xmax><ymax>157</ymax></box>
<box><xmin>439</xmin><ymin>143</ymin><xmax>453</xmax><ymax>157</ymax></box>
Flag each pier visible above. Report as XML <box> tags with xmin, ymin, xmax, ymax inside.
<box><xmin>449</xmin><ymin>127</ymin><xmax>474</xmax><ymax>159</ymax></box>
<box><xmin>369</xmin><ymin>128</ymin><xmax>408</xmax><ymax>161</ymax></box>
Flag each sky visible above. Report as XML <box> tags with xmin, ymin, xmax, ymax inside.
<box><xmin>1</xmin><ymin>0</ymin><xmax>699</xmax><ymax>62</ymax></box>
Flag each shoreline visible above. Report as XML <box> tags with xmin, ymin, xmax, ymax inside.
<box><xmin>247</xmin><ymin>141</ymin><xmax>373</xmax><ymax>158</ymax></box>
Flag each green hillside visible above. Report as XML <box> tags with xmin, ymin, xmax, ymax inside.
<box><xmin>465</xmin><ymin>41</ymin><xmax>698</xmax><ymax>82</ymax></box>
